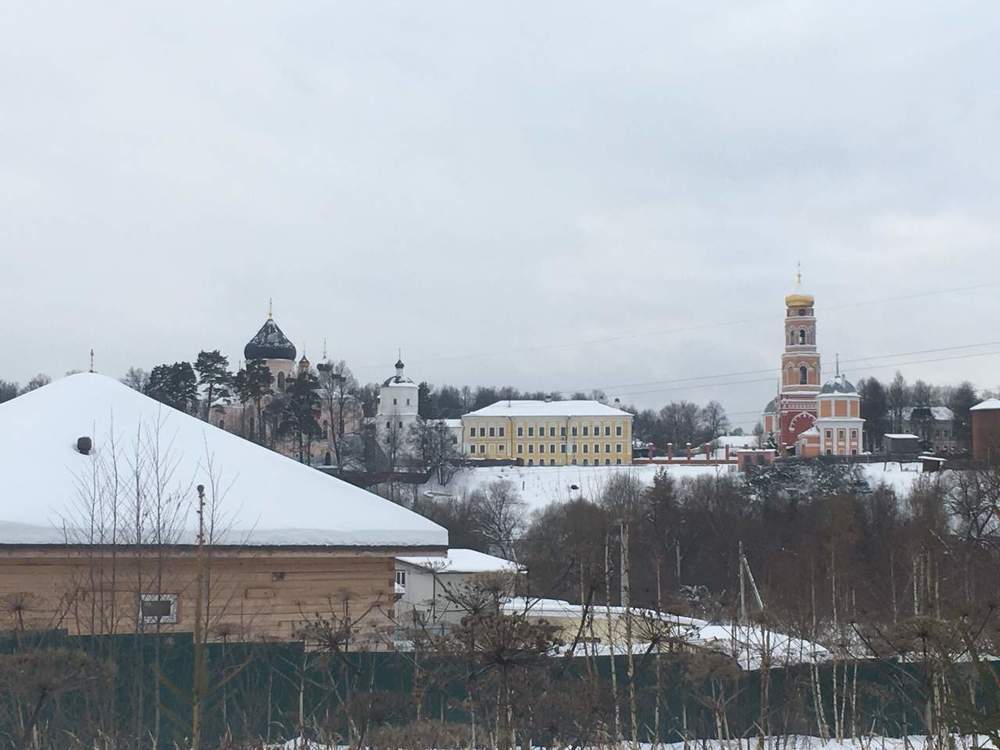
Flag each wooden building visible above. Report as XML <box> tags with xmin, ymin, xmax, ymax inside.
<box><xmin>0</xmin><ymin>374</ymin><xmax>447</xmax><ymax>642</ymax></box>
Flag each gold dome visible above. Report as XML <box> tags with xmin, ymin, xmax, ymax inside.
<box><xmin>785</xmin><ymin>293</ymin><xmax>814</xmax><ymax>308</ymax></box>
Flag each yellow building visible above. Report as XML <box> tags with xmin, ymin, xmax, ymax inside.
<box><xmin>462</xmin><ymin>400</ymin><xmax>633</xmax><ymax>466</ymax></box>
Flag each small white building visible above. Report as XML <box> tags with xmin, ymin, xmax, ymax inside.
<box><xmin>376</xmin><ymin>358</ymin><xmax>420</xmax><ymax>449</ymax></box>
<box><xmin>394</xmin><ymin>548</ymin><xmax>522</xmax><ymax>627</ymax></box>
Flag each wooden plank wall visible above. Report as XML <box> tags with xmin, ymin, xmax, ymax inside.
<box><xmin>0</xmin><ymin>550</ymin><xmax>397</xmax><ymax>644</ymax></box>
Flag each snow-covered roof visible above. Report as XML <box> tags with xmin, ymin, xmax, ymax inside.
<box><xmin>465</xmin><ymin>400</ymin><xmax>632</xmax><ymax>418</ymax></box>
<box><xmin>715</xmin><ymin>435</ymin><xmax>757</xmax><ymax>448</ymax></box>
<box><xmin>397</xmin><ymin>548</ymin><xmax>521</xmax><ymax>574</ymax></box>
<box><xmin>971</xmin><ymin>398</ymin><xmax>1000</xmax><ymax>412</ymax></box>
<box><xmin>884</xmin><ymin>433</ymin><xmax>920</xmax><ymax>440</ymax></box>
<box><xmin>818</xmin><ymin>375</ymin><xmax>858</xmax><ymax>396</ymax></box>
<box><xmin>503</xmin><ymin>597</ymin><xmax>829</xmax><ymax>669</ymax></box>
<box><xmin>382</xmin><ymin>377</ymin><xmax>416</xmax><ymax>388</ymax></box>
<box><xmin>902</xmin><ymin>406</ymin><xmax>954</xmax><ymax>421</ymax></box>
<box><xmin>0</xmin><ymin>374</ymin><xmax>447</xmax><ymax>548</ymax></box>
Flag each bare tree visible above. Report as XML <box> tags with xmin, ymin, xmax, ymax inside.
<box><xmin>20</xmin><ymin>373</ymin><xmax>51</xmax><ymax>393</ymax></box>
<box><xmin>409</xmin><ymin>417</ymin><xmax>463</xmax><ymax>484</ymax></box>
<box><xmin>701</xmin><ymin>400</ymin><xmax>730</xmax><ymax>439</ymax></box>
<box><xmin>120</xmin><ymin>367</ymin><xmax>150</xmax><ymax>392</ymax></box>
<box><xmin>468</xmin><ymin>480</ymin><xmax>527</xmax><ymax>560</ymax></box>
<box><xmin>317</xmin><ymin>359</ymin><xmax>360</xmax><ymax>469</ymax></box>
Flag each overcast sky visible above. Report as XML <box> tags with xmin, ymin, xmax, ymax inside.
<box><xmin>3</xmin><ymin>1</ymin><xmax>999</xmax><ymax>429</ymax></box>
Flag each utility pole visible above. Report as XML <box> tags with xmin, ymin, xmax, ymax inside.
<box><xmin>191</xmin><ymin>484</ymin><xmax>207</xmax><ymax>750</ymax></box>
<box><xmin>738</xmin><ymin>542</ymin><xmax>764</xmax><ymax>622</ymax></box>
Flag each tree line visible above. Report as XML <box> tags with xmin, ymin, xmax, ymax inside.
<box><xmin>417</xmin><ymin>462</ymin><xmax>979</xmax><ymax>629</ymax></box>
<box><xmin>0</xmin><ymin>373</ymin><xmax>53</xmax><ymax>402</ymax></box>
<box><xmin>856</xmin><ymin>371</ymin><xmax>983</xmax><ymax>451</ymax></box>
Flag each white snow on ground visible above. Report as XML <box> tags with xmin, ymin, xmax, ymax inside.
<box><xmin>0</xmin><ymin>373</ymin><xmax>447</xmax><ymax>547</ymax></box>
<box><xmin>421</xmin><ymin>462</ymin><xmax>926</xmax><ymax>514</ymax></box>
<box><xmin>422</xmin><ymin>463</ymin><xmax>735</xmax><ymax>513</ymax></box>
<box><xmin>505</xmin><ymin>597</ymin><xmax>829</xmax><ymax>670</ymax></box>
<box><xmin>861</xmin><ymin>461</ymin><xmax>926</xmax><ymax>495</ymax></box>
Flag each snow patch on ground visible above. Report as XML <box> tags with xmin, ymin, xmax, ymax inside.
<box><xmin>859</xmin><ymin>461</ymin><xmax>926</xmax><ymax>495</ymax></box>
<box><xmin>422</xmin><ymin>463</ymin><xmax>736</xmax><ymax>513</ymax></box>
<box><xmin>421</xmin><ymin>462</ymin><xmax>926</xmax><ymax>514</ymax></box>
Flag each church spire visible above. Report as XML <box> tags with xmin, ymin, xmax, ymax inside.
<box><xmin>268</xmin><ymin>297</ymin><xmax>273</xmax><ymax>320</ymax></box>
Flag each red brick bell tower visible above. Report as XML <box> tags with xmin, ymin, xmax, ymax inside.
<box><xmin>775</xmin><ymin>274</ymin><xmax>821</xmax><ymax>453</ymax></box>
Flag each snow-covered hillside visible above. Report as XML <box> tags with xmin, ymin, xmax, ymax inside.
<box><xmin>421</xmin><ymin>461</ymin><xmax>927</xmax><ymax>514</ymax></box>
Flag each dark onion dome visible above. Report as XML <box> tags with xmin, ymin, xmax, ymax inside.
<box><xmin>244</xmin><ymin>318</ymin><xmax>296</xmax><ymax>361</ymax></box>
<box><xmin>763</xmin><ymin>397</ymin><xmax>777</xmax><ymax>414</ymax></box>
<box><xmin>383</xmin><ymin>358</ymin><xmax>414</xmax><ymax>386</ymax></box>
<box><xmin>819</xmin><ymin>375</ymin><xmax>858</xmax><ymax>395</ymax></box>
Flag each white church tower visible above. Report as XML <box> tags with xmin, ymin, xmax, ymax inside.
<box><xmin>376</xmin><ymin>357</ymin><xmax>420</xmax><ymax>442</ymax></box>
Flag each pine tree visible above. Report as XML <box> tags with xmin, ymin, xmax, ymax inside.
<box><xmin>887</xmin><ymin>372</ymin><xmax>910</xmax><ymax>433</ymax></box>
<box><xmin>235</xmin><ymin>359</ymin><xmax>273</xmax><ymax>444</ymax></box>
<box><xmin>279</xmin><ymin>372</ymin><xmax>322</xmax><ymax>463</ymax></box>
<box><xmin>194</xmin><ymin>350</ymin><xmax>233</xmax><ymax>421</ymax></box>
<box><xmin>948</xmin><ymin>381</ymin><xmax>979</xmax><ymax>452</ymax></box>
<box><xmin>417</xmin><ymin>382</ymin><xmax>434</xmax><ymax>419</ymax></box>
<box><xmin>145</xmin><ymin>362</ymin><xmax>198</xmax><ymax>413</ymax></box>
<box><xmin>858</xmin><ymin>377</ymin><xmax>889</xmax><ymax>450</ymax></box>
<box><xmin>0</xmin><ymin>380</ymin><xmax>19</xmax><ymax>404</ymax></box>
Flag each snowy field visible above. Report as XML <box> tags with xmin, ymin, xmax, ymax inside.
<box><xmin>421</xmin><ymin>462</ymin><xmax>927</xmax><ymax>514</ymax></box>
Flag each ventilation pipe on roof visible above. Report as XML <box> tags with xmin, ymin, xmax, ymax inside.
<box><xmin>76</xmin><ymin>436</ymin><xmax>92</xmax><ymax>455</ymax></box>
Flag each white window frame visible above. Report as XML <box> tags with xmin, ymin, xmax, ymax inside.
<box><xmin>139</xmin><ymin>593</ymin><xmax>179</xmax><ymax>625</ymax></box>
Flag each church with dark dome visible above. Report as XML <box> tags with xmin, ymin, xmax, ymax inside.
<box><xmin>761</xmin><ymin>276</ymin><xmax>864</xmax><ymax>457</ymax></box>
<box><xmin>241</xmin><ymin>311</ymin><xmax>300</xmax><ymax>393</ymax></box>
<box><xmin>245</xmin><ymin>318</ymin><xmax>297</xmax><ymax>362</ymax></box>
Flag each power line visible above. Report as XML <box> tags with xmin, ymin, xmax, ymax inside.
<box><xmin>612</xmin><ymin>347</ymin><xmax>1000</xmax><ymax>399</ymax></box>
<box><xmin>569</xmin><ymin>339</ymin><xmax>1000</xmax><ymax>395</ymax></box>
<box><xmin>352</xmin><ymin>280</ymin><xmax>1000</xmax><ymax>374</ymax></box>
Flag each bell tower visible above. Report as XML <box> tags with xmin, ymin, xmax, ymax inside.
<box><xmin>776</xmin><ymin>270</ymin><xmax>822</xmax><ymax>451</ymax></box>
<box><xmin>781</xmin><ymin>291</ymin><xmax>820</xmax><ymax>393</ymax></box>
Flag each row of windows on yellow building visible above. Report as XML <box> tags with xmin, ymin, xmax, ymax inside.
<box><xmin>465</xmin><ymin>423</ymin><xmax>627</xmax><ymax>439</ymax></box>
<box><xmin>467</xmin><ymin>441</ymin><xmax>628</xmax><ymax>455</ymax></box>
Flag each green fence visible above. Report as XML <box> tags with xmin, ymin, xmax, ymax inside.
<box><xmin>0</xmin><ymin>630</ymin><xmax>994</xmax><ymax>748</ymax></box>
